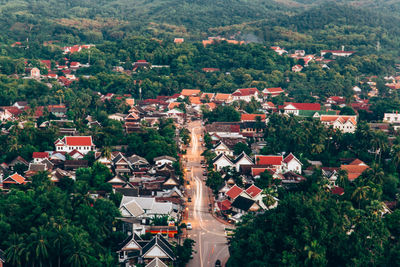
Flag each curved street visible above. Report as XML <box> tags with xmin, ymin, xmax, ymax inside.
<box><xmin>183</xmin><ymin>120</ymin><xmax>230</xmax><ymax>267</ymax></box>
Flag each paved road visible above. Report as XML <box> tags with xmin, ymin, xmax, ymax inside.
<box><xmin>184</xmin><ymin>120</ymin><xmax>230</xmax><ymax>267</ymax></box>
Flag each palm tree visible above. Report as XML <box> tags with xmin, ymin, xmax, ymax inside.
<box><xmin>26</xmin><ymin>226</ymin><xmax>50</xmax><ymax>267</ymax></box>
<box><xmin>65</xmin><ymin>234</ymin><xmax>91</xmax><ymax>267</ymax></box>
<box><xmin>51</xmin><ymin>223</ymin><xmax>66</xmax><ymax>267</ymax></box>
<box><xmin>262</xmin><ymin>186</ymin><xmax>278</xmax><ymax>208</ymax></box>
<box><xmin>304</xmin><ymin>240</ymin><xmax>326</xmax><ymax>266</ymax></box>
<box><xmin>101</xmin><ymin>146</ymin><xmax>112</xmax><ymax>160</ymax></box>
<box><xmin>391</xmin><ymin>143</ymin><xmax>400</xmax><ymax>170</ymax></box>
<box><xmin>351</xmin><ymin>185</ymin><xmax>371</xmax><ymax>209</ymax></box>
<box><xmin>5</xmin><ymin>233</ymin><xmax>26</xmax><ymax>266</ymax></box>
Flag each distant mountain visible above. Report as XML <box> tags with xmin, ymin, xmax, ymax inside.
<box><xmin>0</xmin><ymin>0</ymin><xmax>399</xmax><ymax>54</ymax></box>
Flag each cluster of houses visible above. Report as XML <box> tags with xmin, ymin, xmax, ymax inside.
<box><xmin>209</xmin><ymin>135</ymin><xmax>377</xmax><ymax>219</ymax></box>
<box><xmin>0</xmin><ymin>132</ymin><xmax>184</xmax><ymax>266</ymax></box>
<box><xmin>271</xmin><ymin>46</ymin><xmax>354</xmax><ymax>72</ymax></box>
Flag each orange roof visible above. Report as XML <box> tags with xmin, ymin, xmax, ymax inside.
<box><xmin>4</xmin><ymin>173</ymin><xmax>26</xmax><ymax>184</ymax></box>
<box><xmin>62</xmin><ymin>136</ymin><xmax>93</xmax><ymax>146</ymax></box>
<box><xmin>174</xmin><ymin>38</ymin><xmax>184</xmax><ymax>44</ymax></box>
<box><xmin>206</xmin><ymin>102</ymin><xmax>217</xmax><ymax>110</ymax></box>
<box><xmin>189</xmin><ymin>96</ymin><xmax>201</xmax><ymax>105</ymax></box>
<box><xmin>202</xmin><ymin>40</ymin><xmax>214</xmax><ymax>47</ymax></box>
<box><xmin>215</xmin><ymin>93</ymin><xmax>231</xmax><ymax>101</ymax></box>
<box><xmin>341</xmin><ymin>165</ymin><xmax>369</xmax><ymax>181</ymax></box>
<box><xmin>125</xmin><ymin>98</ymin><xmax>135</xmax><ymax>106</ymax></box>
<box><xmin>181</xmin><ymin>89</ymin><xmax>201</xmax><ymax>96</ymax></box>
<box><xmin>241</xmin><ymin>113</ymin><xmax>266</xmax><ymax>121</ymax></box>
<box><xmin>201</xmin><ymin>93</ymin><xmax>215</xmax><ymax>99</ymax></box>
<box><xmin>168</xmin><ymin>102</ymin><xmax>182</xmax><ymax>110</ymax></box>
<box><xmin>320</xmin><ymin>115</ymin><xmax>357</xmax><ymax>125</ymax></box>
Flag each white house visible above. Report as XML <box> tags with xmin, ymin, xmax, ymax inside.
<box><xmin>213</xmin><ymin>141</ymin><xmax>233</xmax><ymax>157</ymax></box>
<box><xmin>154</xmin><ymin>156</ymin><xmax>176</xmax><ymax>167</ymax></box>
<box><xmin>283</xmin><ymin>153</ymin><xmax>302</xmax><ymax>173</ymax></box>
<box><xmin>383</xmin><ymin>112</ymin><xmax>400</xmax><ymax>123</ymax></box>
<box><xmin>321</xmin><ymin>50</ymin><xmax>355</xmax><ymax>57</ymax></box>
<box><xmin>119</xmin><ymin>196</ymin><xmax>176</xmax><ymax>220</ymax></box>
<box><xmin>231</xmin><ymin>88</ymin><xmax>260</xmax><ymax>102</ymax></box>
<box><xmin>281</xmin><ymin>103</ymin><xmax>321</xmax><ymax>116</ymax></box>
<box><xmin>320</xmin><ymin>115</ymin><xmax>357</xmax><ymax>133</ymax></box>
<box><xmin>233</xmin><ymin>152</ymin><xmax>254</xmax><ymax>172</ymax></box>
<box><xmin>0</xmin><ymin>109</ymin><xmax>13</xmax><ymax>121</ymax></box>
<box><xmin>212</xmin><ymin>153</ymin><xmax>234</xmax><ymax>171</ymax></box>
<box><xmin>54</xmin><ymin>136</ymin><xmax>95</xmax><ymax>154</ymax></box>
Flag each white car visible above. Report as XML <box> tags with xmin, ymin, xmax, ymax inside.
<box><xmin>186</xmin><ymin>223</ymin><xmax>192</xmax><ymax>230</ymax></box>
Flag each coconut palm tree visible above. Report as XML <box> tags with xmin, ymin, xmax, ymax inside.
<box><xmin>5</xmin><ymin>233</ymin><xmax>26</xmax><ymax>266</ymax></box>
<box><xmin>351</xmin><ymin>185</ymin><xmax>371</xmax><ymax>209</ymax></box>
<box><xmin>26</xmin><ymin>226</ymin><xmax>50</xmax><ymax>267</ymax></box>
<box><xmin>101</xmin><ymin>146</ymin><xmax>112</xmax><ymax>160</ymax></box>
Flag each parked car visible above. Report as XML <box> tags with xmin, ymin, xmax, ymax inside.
<box><xmin>215</xmin><ymin>260</ymin><xmax>221</xmax><ymax>267</ymax></box>
<box><xmin>187</xmin><ymin>223</ymin><xmax>192</xmax><ymax>230</ymax></box>
<box><xmin>188</xmin><ymin>197</ymin><xmax>192</xmax><ymax>202</ymax></box>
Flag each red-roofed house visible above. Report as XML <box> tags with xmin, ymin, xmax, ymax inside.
<box><xmin>226</xmin><ymin>185</ymin><xmax>244</xmax><ymax>201</ymax></box>
<box><xmin>245</xmin><ymin>184</ymin><xmax>262</xmax><ymax>198</ymax></box>
<box><xmin>217</xmin><ymin>199</ymin><xmax>232</xmax><ymax>212</ymax></box>
<box><xmin>54</xmin><ymin>136</ymin><xmax>95</xmax><ymax>154</ymax></box>
<box><xmin>255</xmin><ymin>155</ymin><xmax>283</xmax><ymax>172</ymax></box>
<box><xmin>232</xmin><ymin>88</ymin><xmax>260</xmax><ymax>102</ymax></box>
<box><xmin>32</xmin><ymin>152</ymin><xmax>49</xmax><ymax>163</ymax></box>
<box><xmin>263</xmin><ymin>87</ymin><xmax>285</xmax><ymax>97</ymax></box>
<box><xmin>241</xmin><ymin>113</ymin><xmax>266</xmax><ymax>122</ymax></box>
<box><xmin>181</xmin><ymin>89</ymin><xmax>201</xmax><ymax>97</ymax></box>
<box><xmin>2</xmin><ymin>173</ymin><xmax>27</xmax><ymax>189</ymax></box>
<box><xmin>41</xmin><ymin>60</ymin><xmax>52</xmax><ymax>70</ymax></box>
<box><xmin>331</xmin><ymin>186</ymin><xmax>344</xmax><ymax>195</ymax></box>
<box><xmin>214</xmin><ymin>93</ymin><xmax>232</xmax><ymax>103</ymax></box>
<box><xmin>341</xmin><ymin>159</ymin><xmax>369</xmax><ymax>181</ymax></box>
<box><xmin>320</xmin><ymin>115</ymin><xmax>357</xmax><ymax>133</ymax></box>
<box><xmin>280</xmin><ymin>102</ymin><xmax>321</xmax><ymax>116</ymax></box>
<box><xmin>283</xmin><ymin>153</ymin><xmax>302</xmax><ymax>173</ymax></box>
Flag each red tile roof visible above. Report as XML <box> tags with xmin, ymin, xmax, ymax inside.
<box><xmin>232</xmin><ymin>88</ymin><xmax>259</xmax><ymax>96</ymax></box>
<box><xmin>4</xmin><ymin>173</ymin><xmax>26</xmax><ymax>184</ymax></box>
<box><xmin>40</xmin><ymin>60</ymin><xmax>52</xmax><ymax>70</ymax></box>
<box><xmin>181</xmin><ymin>89</ymin><xmax>201</xmax><ymax>96</ymax></box>
<box><xmin>62</xmin><ymin>136</ymin><xmax>93</xmax><ymax>146</ymax></box>
<box><xmin>32</xmin><ymin>152</ymin><xmax>49</xmax><ymax>159</ymax></box>
<box><xmin>241</xmin><ymin>113</ymin><xmax>266</xmax><ymax>121</ymax></box>
<box><xmin>217</xmin><ymin>200</ymin><xmax>232</xmax><ymax>211</ymax></box>
<box><xmin>251</xmin><ymin>167</ymin><xmax>269</xmax><ymax>176</ymax></box>
<box><xmin>245</xmin><ymin>185</ymin><xmax>262</xmax><ymax>198</ymax></box>
<box><xmin>331</xmin><ymin>186</ymin><xmax>344</xmax><ymax>195</ymax></box>
<box><xmin>284</xmin><ymin>103</ymin><xmax>321</xmax><ymax>111</ymax></box>
<box><xmin>283</xmin><ymin>153</ymin><xmax>295</xmax><ymax>164</ymax></box>
<box><xmin>264</xmin><ymin>87</ymin><xmax>284</xmax><ymax>94</ymax></box>
<box><xmin>226</xmin><ymin>185</ymin><xmax>243</xmax><ymax>200</ymax></box>
<box><xmin>341</xmin><ymin>165</ymin><xmax>369</xmax><ymax>181</ymax></box>
<box><xmin>255</xmin><ymin>155</ymin><xmax>283</xmax><ymax>166</ymax></box>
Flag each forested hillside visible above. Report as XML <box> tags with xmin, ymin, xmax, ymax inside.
<box><xmin>1</xmin><ymin>0</ymin><xmax>400</xmax><ymax>56</ymax></box>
